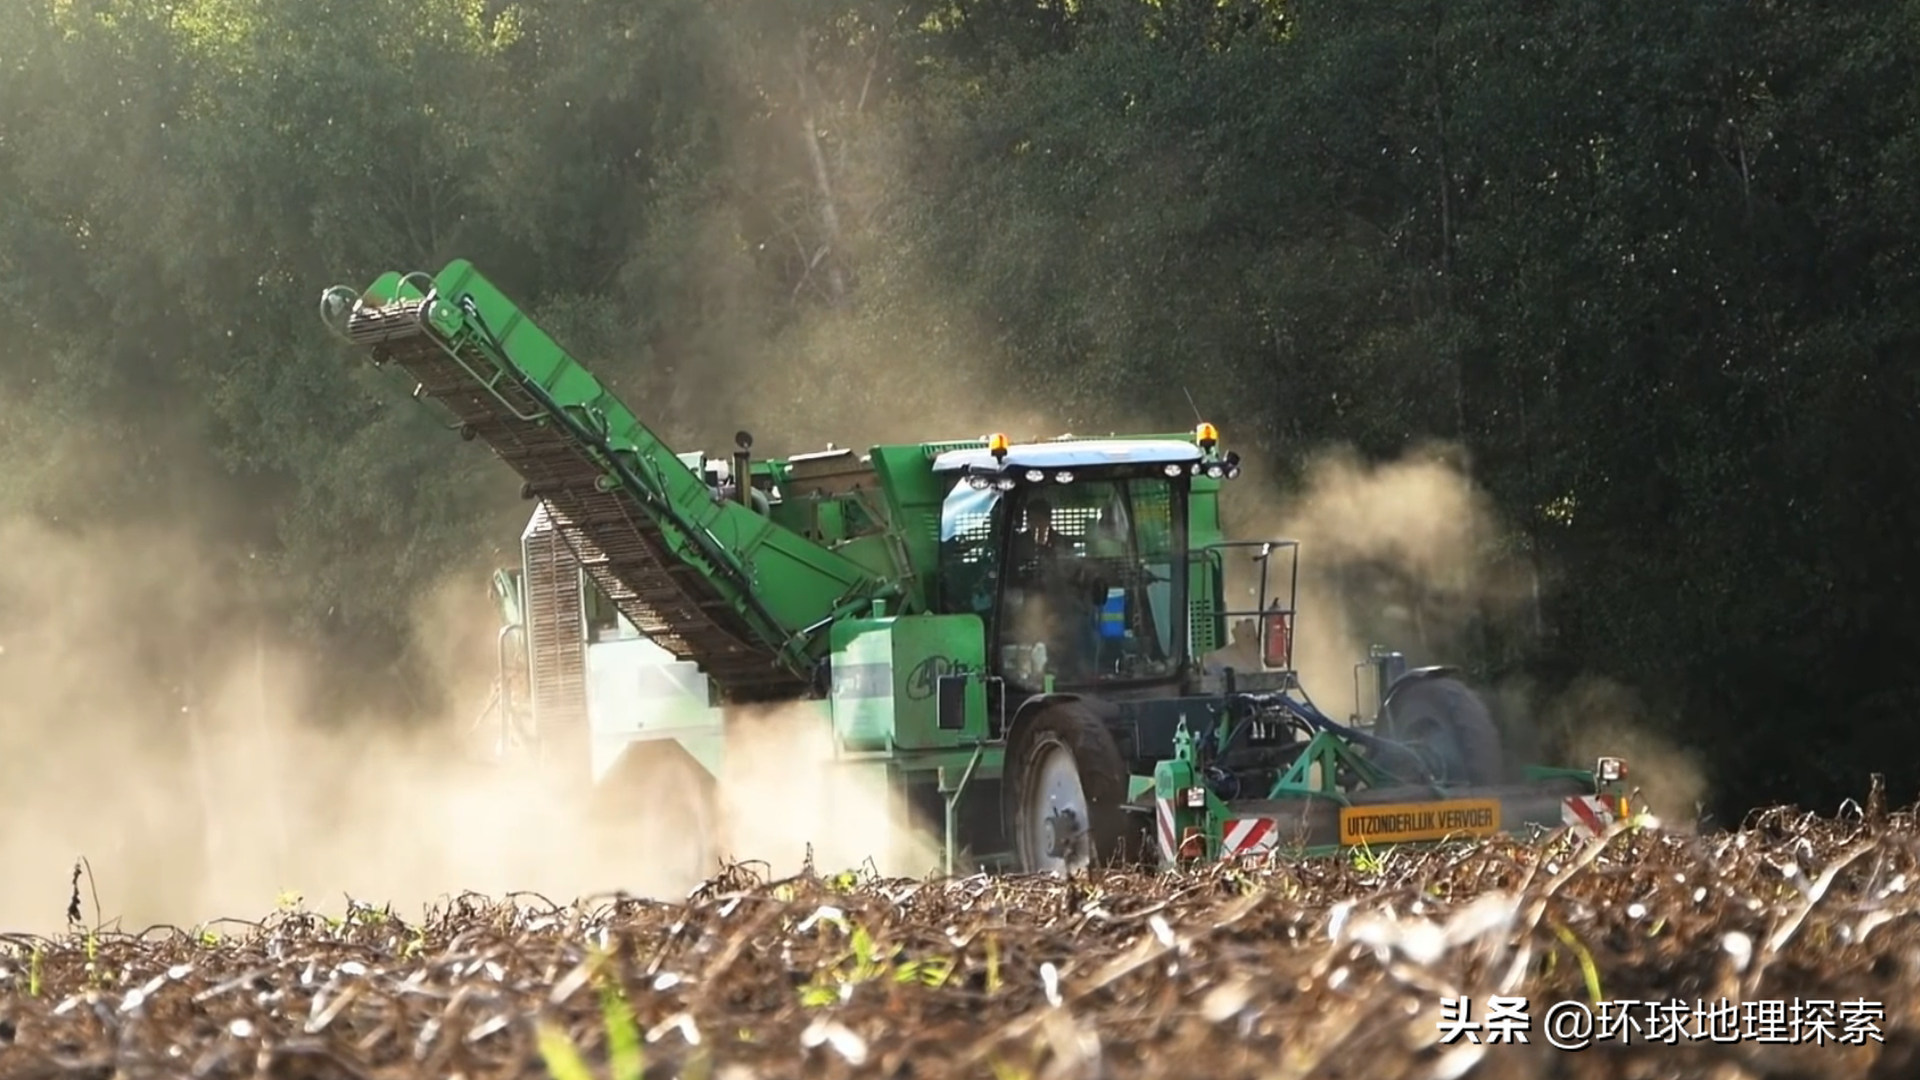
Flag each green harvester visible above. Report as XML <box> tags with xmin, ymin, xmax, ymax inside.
<box><xmin>319</xmin><ymin>260</ymin><xmax>1633</xmax><ymax>881</ymax></box>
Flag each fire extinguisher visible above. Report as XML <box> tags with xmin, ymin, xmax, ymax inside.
<box><xmin>1261</xmin><ymin>601</ymin><xmax>1292</xmax><ymax>670</ymax></box>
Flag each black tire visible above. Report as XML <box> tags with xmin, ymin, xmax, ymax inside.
<box><xmin>1003</xmin><ymin>704</ymin><xmax>1142</xmax><ymax>873</ymax></box>
<box><xmin>1381</xmin><ymin>676</ymin><xmax>1506</xmax><ymax>786</ymax></box>
<box><xmin>585</xmin><ymin>743</ymin><xmax>723</xmax><ymax>895</ymax></box>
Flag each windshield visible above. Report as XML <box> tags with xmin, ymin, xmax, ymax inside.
<box><xmin>937</xmin><ymin>482</ymin><xmax>1003</xmax><ymax>617</ymax></box>
<box><xmin>938</xmin><ymin>474</ymin><xmax>1186</xmax><ymax>688</ymax></box>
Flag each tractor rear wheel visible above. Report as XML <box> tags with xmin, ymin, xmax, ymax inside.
<box><xmin>1004</xmin><ymin>705</ymin><xmax>1140</xmax><ymax>873</ymax></box>
<box><xmin>1382</xmin><ymin>676</ymin><xmax>1506</xmax><ymax>786</ymax></box>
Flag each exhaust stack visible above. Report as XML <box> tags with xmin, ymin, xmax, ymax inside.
<box><xmin>732</xmin><ymin>430</ymin><xmax>754</xmax><ymax>507</ymax></box>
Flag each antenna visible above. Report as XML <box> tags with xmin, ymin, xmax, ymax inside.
<box><xmin>1182</xmin><ymin>386</ymin><xmax>1203</xmax><ymax>423</ymax></box>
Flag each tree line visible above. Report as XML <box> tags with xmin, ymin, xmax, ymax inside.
<box><xmin>2</xmin><ymin>0</ymin><xmax>1915</xmax><ymax>821</ymax></box>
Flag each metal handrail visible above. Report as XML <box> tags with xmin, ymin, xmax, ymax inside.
<box><xmin>1184</xmin><ymin>538</ymin><xmax>1301</xmax><ymax>671</ymax></box>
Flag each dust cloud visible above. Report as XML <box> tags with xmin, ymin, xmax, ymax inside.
<box><xmin>711</xmin><ymin>705</ymin><xmax>943</xmax><ymax>880</ymax></box>
<box><xmin>1216</xmin><ymin>441</ymin><xmax>1527</xmax><ymax>709</ymax></box>
<box><xmin>0</xmin><ymin>423</ymin><xmax>1701</xmax><ymax>942</ymax></box>
<box><xmin>0</xmin><ymin>507</ymin><xmax>939</xmax><ymax>938</ymax></box>
<box><xmin>628</xmin><ymin>35</ymin><xmax>1151</xmax><ymax>461</ymax></box>
<box><xmin>1546</xmin><ymin>676</ymin><xmax>1707</xmax><ymax>829</ymax></box>
<box><xmin>1217</xmin><ymin>441</ymin><xmax>1707</xmax><ymax>815</ymax></box>
<box><xmin>666</xmin><ymin>290</ymin><xmax>1103</xmax><ymax>461</ymax></box>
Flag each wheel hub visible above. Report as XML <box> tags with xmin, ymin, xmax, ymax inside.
<box><xmin>1025</xmin><ymin>742</ymin><xmax>1093</xmax><ymax>871</ymax></box>
<box><xmin>1045</xmin><ymin>806</ymin><xmax>1083</xmax><ymax>860</ymax></box>
<box><xmin>1405</xmin><ymin>719</ymin><xmax>1462</xmax><ymax>782</ymax></box>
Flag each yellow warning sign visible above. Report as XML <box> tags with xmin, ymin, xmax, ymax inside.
<box><xmin>1339</xmin><ymin>799</ymin><xmax>1503</xmax><ymax>845</ymax></box>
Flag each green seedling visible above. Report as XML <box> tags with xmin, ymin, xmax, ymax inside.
<box><xmin>536</xmin><ymin>949</ymin><xmax>646</xmax><ymax>1080</ymax></box>
<box><xmin>1549</xmin><ymin>920</ymin><xmax>1604</xmax><ymax>1003</ymax></box>
<box><xmin>535</xmin><ymin>1023</ymin><xmax>597</xmax><ymax>1080</ymax></box>
<box><xmin>1349</xmin><ymin>838</ymin><xmax>1389</xmax><ymax>875</ymax></box>
<box><xmin>83</xmin><ymin>928</ymin><xmax>106</xmax><ymax>989</ymax></box>
<box><xmin>989</xmin><ymin>1057</ymin><xmax>1034</xmax><ymax>1080</ymax></box>
<box><xmin>799</xmin><ymin>983</ymin><xmax>840</xmax><ymax>1008</ymax></box>
<box><xmin>598</xmin><ymin>962</ymin><xmax>644</xmax><ymax>1080</ymax></box>
<box><xmin>799</xmin><ymin>919</ymin><xmax>958</xmax><ymax>1006</ymax></box>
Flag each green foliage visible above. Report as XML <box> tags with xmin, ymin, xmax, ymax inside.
<box><xmin>597</xmin><ymin>960</ymin><xmax>645</xmax><ymax>1080</ymax></box>
<box><xmin>796</xmin><ymin>912</ymin><xmax>957</xmax><ymax>1006</ymax></box>
<box><xmin>1</xmin><ymin>0</ymin><xmax>1916</xmax><ymax>816</ymax></box>
<box><xmin>534</xmin><ymin>1024</ymin><xmax>600</xmax><ymax>1080</ymax></box>
<box><xmin>1550</xmin><ymin>920</ymin><xmax>1605</xmax><ymax>1005</ymax></box>
<box><xmin>1348</xmin><ymin>840</ymin><xmax>1387</xmax><ymax>876</ymax></box>
<box><xmin>536</xmin><ymin>951</ymin><xmax>645</xmax><ymax>1080</ymax></box>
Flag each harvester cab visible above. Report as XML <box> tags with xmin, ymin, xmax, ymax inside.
<box><xmin>930</xmin><ymin>433</ymin><xmax>1226</xmax><ymax>699</ymax></box>
<box><xmin>318</xmin><ymin>258</ymin><xmax>1637</xmax><ymax>886</ymax></box>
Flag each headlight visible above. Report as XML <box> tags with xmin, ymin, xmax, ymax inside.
<box><xmin>1205</xmin><ymin>464</ymin><xmax>1225</xmax><ymax>479</ymax></box>
<box><xmin>1163</xmin><ymin>463</ymin><xmax>1184</xmax><ymax>477</ymax></box>
<box><xmin>1026</xmin><ymin>469</ymin><xmax>1046</xmax><ymax>482</ymax></box>
<box><xmin>1054</xmin><ymin>470</ymin><xmax>1074</xmax><ymax>483</ymax></box>
<box><xmin>1597</xmin><ymin>756</ymin><xmax>1626</xmax><ymax>783</ymax></box>
<box><xmin>966</xmin><ymin>475</ymin><xmax>990</xmax><ymax>490</ymax></box>
<box><xmin>994</xmin><ymin>477</ymin><xmax>1017</xmax><ymax>490</ymax></box>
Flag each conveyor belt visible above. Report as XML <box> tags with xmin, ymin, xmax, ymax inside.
<box><xmin>521</xmin><ymin>504</ymin><xmax>587</xmax><ymax>765</ymax></box>
<box><xmin>346</xmin><ymin>299</ymin><xmax>806</xmax><ymax>702</ymax></box>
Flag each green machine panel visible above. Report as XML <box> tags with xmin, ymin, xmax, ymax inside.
<box><xmin>887</xmin><ymin>613</ymin><xmax>988</xmax><ymax>750</ymax></box>
<box><xmin>830</xmin><ymin>617</ymin><xmax>896</xmax><ymax>752</ymax></box>
<box><xmin>830</xmin><ymin>613</ymin><xmax>988</xmax><ymax>753</ymax></box>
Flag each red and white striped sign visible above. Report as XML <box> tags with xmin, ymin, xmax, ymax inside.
<box><xmin>1563</xmin><ymin>795</ymin><xmax>1614</xmax><ymax>838</ymax></box>
<box><xmin>1220</xmin><ymin>816</ymin><xmax>1278</xmax><ymax>858</ymax></box>
<box><xmin>1156</xmin><ymin>795</ymin><xmax>1178</xmax><ymax>864</ymax></box>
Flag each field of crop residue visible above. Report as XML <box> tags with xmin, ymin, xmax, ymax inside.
<box><xmin>3</xmin><ymin>807</ymin><xmax>1918</xmax><ymax>1080</ymax></box>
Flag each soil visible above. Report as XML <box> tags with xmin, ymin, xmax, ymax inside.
<box><xmin>3</xmin><ymin>803</ymin><xmax>1917</xmax><ymax>1080</ymax></box>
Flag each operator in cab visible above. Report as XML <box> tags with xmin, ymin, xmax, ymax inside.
<box><xmin>1009</xmin><ymin>497</ymin><xmax>1107</xmax><ymax>681</ymax></box>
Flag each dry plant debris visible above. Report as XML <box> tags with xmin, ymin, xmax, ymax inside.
<box><xmin>4</xmin><ymin>805</ymin><xmax>1920</xmax><ymax>1080</ymax></box>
